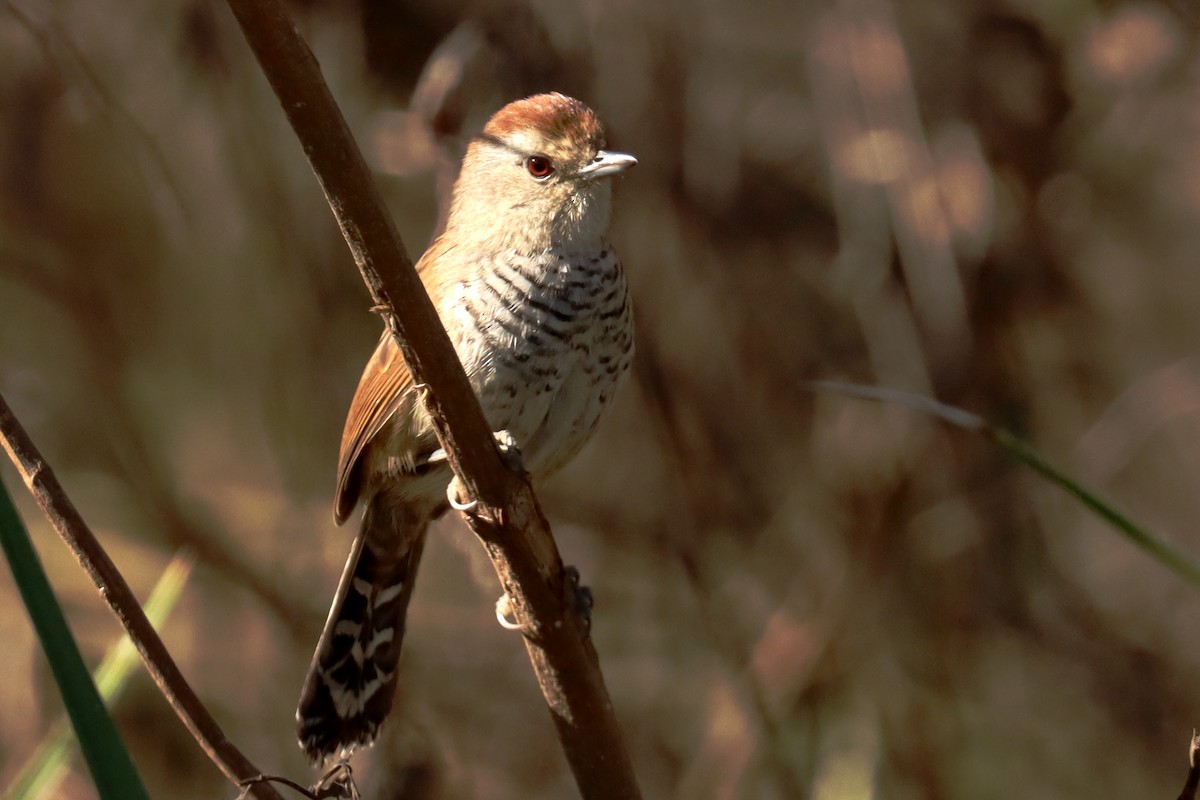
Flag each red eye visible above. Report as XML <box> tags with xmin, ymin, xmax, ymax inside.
<box><xmin>525</xmin><ymin>156</ymin><xmax>555</xmax><ymax>178</ymax></box>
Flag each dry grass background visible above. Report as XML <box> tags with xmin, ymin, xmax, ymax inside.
<box><xmin>3</xmin><ymin>0</ymin><xmax>1200</xmax><ymax>797</ymax></box>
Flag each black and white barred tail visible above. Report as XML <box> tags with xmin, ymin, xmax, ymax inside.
<box><xmin>296</xmin><ymin>495</ymin><xmax>431</xmax><ymax>762</ymax></box>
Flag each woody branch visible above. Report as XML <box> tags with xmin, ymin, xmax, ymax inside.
<box><xmin>220</xmin><ymin>1</ymin><xmax>642</xmax><ymax>798</ymax></box>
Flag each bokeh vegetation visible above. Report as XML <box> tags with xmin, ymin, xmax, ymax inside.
<box><xmin>4</xmin><ymin>0</ymin><xmax>1200</xmax><ymax>797</ymax></box>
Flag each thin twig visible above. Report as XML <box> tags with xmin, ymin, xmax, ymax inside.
<box><xmin>236</xmin><ymin>775</ymin><xmax>317</xmax><ymax>800</ymax></box>
<box><xmin>220</xmin><ymin>1</ymin><xmax>642</xmax><ymax>797</ymax></box>
<box><xmin>0</xmin><ymin>392</ymin><xmax>285</xmax><ymax>800</ymax></box>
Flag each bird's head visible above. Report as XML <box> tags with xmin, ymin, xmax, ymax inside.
<box><xmin>447</xmin><ymin>93</ymin><xmax>637</xmax><ymax>252</ymax></box>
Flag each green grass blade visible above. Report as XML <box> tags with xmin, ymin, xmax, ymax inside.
<box><xmin>986</xmin><ymin>426</ymin><xmax>1200</xmax><ymax>587</ymax></box>
<box><xmin>0</xmin><ymin>477</ymin><xmax>150</xmax><ymax>800</ymax></box>
<box><xmin>807</xmin><ymin>381</ymin><xmax>1200</xmax><ymax>589</ymax></box>
<box><xmin>5</xmin><ymin>550</ymin><xmax>194</xmax><ymax>800</ymax></box>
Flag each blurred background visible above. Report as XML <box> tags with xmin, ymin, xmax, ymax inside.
<box><xmin>3</xmin><ymin>0</ymin><xmax>1200</xmax><ymax>797</ymax></box>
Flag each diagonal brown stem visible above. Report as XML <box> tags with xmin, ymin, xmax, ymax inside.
<box><xmin>0</xmin><ymin>392</ymin><xmax>285</xmax><ymax>800</ymax></box>
<box><xmin>221</xmin><ymin>1</ymin><xmax>642</xmax><ymax>797</ymax></box>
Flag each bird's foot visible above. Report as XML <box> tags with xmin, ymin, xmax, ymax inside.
<box><xmin>490</xmin><ymin>429</ymin><xmax>525</xmax><ymax>472</ymax></box>
<box><xmin>447</xmin><ymin>478</ymin><xmax>477</xmax><ymax>511</ymax></box>
<box><xmin>493</xmin><ymin>568</ymin><xmax>592</xmax><ymax>636</ymax></box>
<box><xmin>438</xmin><ymin>430</ymin><xmax>524</xmax><ymax>511</ymax></box>
<box><xmin>495</xmin><ymin>593</ymin><xmax>523</xmax><ymax>630</ymax></box>
<box><xmin>427</xmin><ymin>429</ymin><xmax>522</xmax><ymax>468</ymax></box>
<box><xmin>562</xmin><ymin>565</ymin><xmax>594</xmax><ymax>635</ymax></box>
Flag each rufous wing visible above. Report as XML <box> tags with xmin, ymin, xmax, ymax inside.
<box><xmin>333</xmin><ymin>236</ymin><xmax>464</xmax><ymax>524</ymax></box>
<box><xmin>333</xmin><ymin>332</ymin><xmax>414</xmax><ymax>524</ymax></box>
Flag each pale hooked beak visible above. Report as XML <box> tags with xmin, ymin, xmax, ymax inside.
<box><xmin>579</xmin><ymin>149</ymin><xmax>638</xmax><ymax>180</ymax></box>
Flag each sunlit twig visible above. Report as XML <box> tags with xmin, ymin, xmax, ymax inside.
<box><xmin>0</xmin><ymin>391</ymin><xmax>285</xmax><ymax>800</ymax></box>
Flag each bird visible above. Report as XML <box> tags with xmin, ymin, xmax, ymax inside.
<box><xmin>296</xmin><ymin>92</ymin><xmax>637</xmax><ymax>763</ymax></box>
